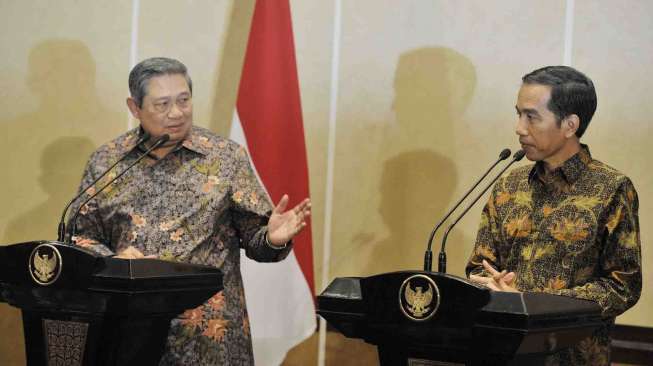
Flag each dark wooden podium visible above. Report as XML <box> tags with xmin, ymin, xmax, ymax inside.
<box><xmin>318</xmin><ymin>271</ymin><xmax>603</xmax><ymax>366</ymax></box>
<box><xmin>0</xmin><ymin>241</ymin><xmax>223</xmax><ymax>366</ymax></box>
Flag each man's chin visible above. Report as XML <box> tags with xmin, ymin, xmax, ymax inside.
<box><xmin>524</xmin><ymin>150</ymin><xmax>541</xmax><ymax>162</ymax></box>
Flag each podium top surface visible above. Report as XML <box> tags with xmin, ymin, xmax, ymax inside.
<box><xmin>318</xmin><ymin>272</ymin><xmax>602</xmax><ymax>330</ymax></box>
<box><xmin>0</xmin><ymin>240</ymin><xmax>222</xmax><ymax>293</ymax></box>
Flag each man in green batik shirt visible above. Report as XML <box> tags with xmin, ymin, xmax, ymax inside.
<box><xmin>466</xmin><ymin>66</ymin><xmax>641</xmax><ymax>365</ymax></box>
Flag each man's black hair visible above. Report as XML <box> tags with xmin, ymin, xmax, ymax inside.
<box><xmin>522</xmin><ymin>66</ymin><xmax>597</xmax><ymax>138</ymax></box>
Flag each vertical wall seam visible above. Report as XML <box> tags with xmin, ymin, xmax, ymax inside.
<box><xmin>127</xmin><ymin>0</ymin><xmax>140</xmax><ymax>130</ymax></box>
<box><xmin>563</xmin><ymin>0</ymin><xmax>575</xmax><ymax>66</ymax></box>
<box><xmin>317</xmin><ymin>0</ymin><xmax>342</xmax><ymax>365</ymax></box>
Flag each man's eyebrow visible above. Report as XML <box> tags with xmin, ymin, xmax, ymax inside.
<box><xmin>151</xmin><ymin>92</ymin><xmax>190</xmax><ymax>102</ymax></box>
<box><xmin>515</xmin><ymin>106</ymin><xmax>540</xmax><ymax>116</ymax></box>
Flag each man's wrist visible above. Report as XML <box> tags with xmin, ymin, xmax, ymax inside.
<box><xmin>265</xmin><ymin>230</ymin><xmax>288</xmax><ymax>250</ymax></box>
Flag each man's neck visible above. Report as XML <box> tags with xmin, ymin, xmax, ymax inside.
<box><xmin>151</xmin><ymin>145</ymin><xmax>175</xmax><ymax>159</ymax></box>
<box><xmin>143</xmin><ymin>139</ymin><xmax>180</xmax><ymax>160</ymax></box>
<box><xmin>542</xmin><ymin>140</ymin><xmax>582</xmax><ymax>172</ymax></box>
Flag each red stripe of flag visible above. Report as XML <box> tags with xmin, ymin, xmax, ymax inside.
<box><xmin>236</xmin><ymin>0</ymin><xmax>315</xmax><ymax>296</ymax></box>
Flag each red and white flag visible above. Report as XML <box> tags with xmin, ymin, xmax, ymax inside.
<box><xmin>231</xmin><ymin>1</ymin><xmax>316</xmax><ymax>365</ymax></box>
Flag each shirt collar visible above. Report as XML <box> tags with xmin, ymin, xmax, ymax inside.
<box><xmin>121</xmin><ymin>125</ymin><xmax>210</xmax><ymax>157</ymax></box>
<box><xmin>528</xmin><ymin>144</ymin><xmax>592</xmax><ymax>187</ymax></box>
<box><xmin>179</xmin><ymin>126</ymin><xmax>210</xmax><ymax>156</ymax></box>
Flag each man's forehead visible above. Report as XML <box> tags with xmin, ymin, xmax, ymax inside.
<box><xmin>144</xmin><ymin>73</ymin><xmax>190</xmax><ymax>97</ymax></box>
<box><xmin>517</xmin><ymin>83</ymin><xmax>552</xmax><ymax>107</ymax></box>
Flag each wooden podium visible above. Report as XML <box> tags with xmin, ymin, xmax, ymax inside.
<box><xmin>0</xmin><ymin>241</ymin><xmax>222</xmax><ymax>366</ymax></box>
<box><xmin>318</xmin><ymin>271</ymin><xmax>603</xmax><ymax>366</ymax></box>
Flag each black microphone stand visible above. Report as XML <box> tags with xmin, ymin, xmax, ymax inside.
<box><xmin>66</xmin><ymin>134</ymin><xmax>170</xmax><ymax>244</ymax></box>
<box><xmin>423</xmin><ymin>149</ymin><xmax>511</xmax><ymax>272</ymax></box>
<box><xmin>56</xmin><ymin>132</ymin><xmax>150</xmax><ymax>241</ymax></box>
<box><xmin>438</xmin><ymin>150</ymin><xmax>525</xmax><ymax>273</ymax></box>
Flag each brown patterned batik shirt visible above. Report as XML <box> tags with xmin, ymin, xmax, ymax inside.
<box><xmin>466</xmin><ymin>145</ymin><xmax>641</xmax><ymax>366</ymax></box>
<box><xmin>69</xmin><ymin>126</ymin><xmax>292</xmax><ymax>365</ymax></box>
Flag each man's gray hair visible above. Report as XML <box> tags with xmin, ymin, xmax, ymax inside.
<box><xmin>128</xmin><ymin>57</ymin><xmax>193</xmax><ymax>108</ymax></box>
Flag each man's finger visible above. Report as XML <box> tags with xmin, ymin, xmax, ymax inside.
<box><xmin>503</xmin><ymin>272</ymin><xmax>516</xmax><ymax>284</ymax></box>
<box><xmin>293</xmin><ymin>198</ymin><xmax>311</xmax><ymax>215</ymax></box>
<box><xmin>295</xmin><ymin>221</ymin><xmax>308</xmax><ymax>235</ymax></box>
<box><xmin>486</xmin><ymin>282</ymin><xmax>501</xmax><ymax>291</ymax></box>
<box><xmin>493</xmin><ymin>269</ymin><xmax>508</xmax><ymax>282</ymax></box>
<box><xmin>482</xmin><ymin>259</ymin><xmax>500</xmax><ymax>276</ymax></box>
<box><xmin>469</xmin><ymin>274</ymin><xmax>492</xmax><ymax>285</ymax></box>
<box><xmin>297</xmin><ymin>198</ymin><xmax>310</xmax><ymax>209</ymax></box>
<box><xmin>273</xmin><ymin>194</ymin><xmax>289</xmax><ymax>214</ymax></box>
<box><xmin>130</xmin><ymin>247</ymin><xmax>144</xmax><ymax>258</ymax></box>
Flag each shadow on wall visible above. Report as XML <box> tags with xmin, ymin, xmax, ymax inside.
<box><xmin>345</xmin><ymin>47</ymin><xmax>478</xmax><ymax>276</ymax></box>
<box><xmin>0</xmin><ymin>39</ymin><xmax>122</xmax><ymax>366</ymax></box>
<box><xmin>316</xmin><ymin>47</ymin><xmax>478</xmax><ymax>365</ymax></box>
<box><xmin>4</xmin><ymin>137</ymin><xmax>96</xmax><ymax>242</ymax></box>
<box><xmin>1</xmin><ymin>39</ymin><xmax>122</xmax><ymax>242</ymax></box>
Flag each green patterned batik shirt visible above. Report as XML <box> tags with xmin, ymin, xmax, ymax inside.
<box><xmin>466</xmin><ymin>145</ymin><xmax>641</xmax><ymax>366</ymax></box>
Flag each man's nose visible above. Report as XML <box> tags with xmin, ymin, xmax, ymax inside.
<box><xmin>168</xmin><ymin>103</ymin><xmax>183</xmax><ymax>118</ymax></box>
<box><xmin>515</xmin><ymin>117</ymin><xmax>528</xmax><ymax>136</ymax></box>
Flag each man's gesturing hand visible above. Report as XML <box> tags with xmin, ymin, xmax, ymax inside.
<box><xmin>115</xmin><ymin>245</ymin><xmax>156</xmax><ymax>259</ymax></box>
<box><xmin>469</xmin><ymin>259</ymin><xmax>520</xmax><ymax>293</ymax></box>
<box><xmin>267</xmin><ymin>194</ymin><xmax>311</xmax><ymax>247</ymax></box>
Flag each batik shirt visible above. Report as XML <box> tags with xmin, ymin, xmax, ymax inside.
<box><xmin>69</xmin><ymin>126</ymin><xmax>292</xmax><ymax>365</ymax></box>
<box><xmin>466</xmin><ymin>145</ymin><xmax>641</xmax><ymax>366</ymax></box>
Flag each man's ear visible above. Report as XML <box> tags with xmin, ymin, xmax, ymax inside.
<box><xmin>126</xmin><ymin>97</ymin><xmax>141</xmax><ymax>120</ymax></box>
<box><xmin>563</xmin><ymin>114</ymin><xmax>580</xmax><ymax>138</ymax></box>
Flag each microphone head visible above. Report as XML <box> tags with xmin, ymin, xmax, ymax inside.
<box><xmin>513</xmin><ymin>149</ymin><xmax>526</xmax><ymax>161</ymax></box>
<box><xmin>499</xmin><ymin>148</ymin><xmax>511</xmax><ymax>160</ymax></box>
<box><xmin>135</xmin><ymin>131</ymin><xmax>151</xmax><ymax>147</ymax></box>
<box><xmin>158</xmin><ymin>134</ymin><xmax>171</xmax><ymax>144</ymax></box>
<box><xmin>140</xmin><ymin>131</ymin><xmax>151</xmax><ymax>143</ymax></box>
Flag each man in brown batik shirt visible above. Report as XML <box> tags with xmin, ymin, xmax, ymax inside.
<box><xmin>69</xmin><ymin>57</ymin><xmax>311</xmax><ymax>365</ymax></box>
<box><xmin>466</xmin><ymin>66</ymin><xmax>641</xmax><ymax>365</ymax></box>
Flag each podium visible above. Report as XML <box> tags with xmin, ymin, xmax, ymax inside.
<box><xmin>318</xmin><ymin>271</ymin><xmax>603</xmax><ymax>366</ymax></box>
<box><xmin>0</xmin><ymin>241</ymin><xmax>223</xmax><ymax>366</ymax></box>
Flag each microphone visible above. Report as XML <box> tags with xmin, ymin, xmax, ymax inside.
<box><xmin>437</xmin><ymin>150</ymin><xmax>525</xmax><ymax>273</ymax></box>
<box><xmin>423</xmin><ymin>148</ymin><xmax>511</xmax><ymax>272</ymax></box>
<box><xmin>66</xmin><ymin>134</ymin><xmax>170</xmax><ymax>244</ymax></box>
<box><xmin>56</xmin><ymin>131</ymin><xmax>151</xmax><ymax>241</ymax></box>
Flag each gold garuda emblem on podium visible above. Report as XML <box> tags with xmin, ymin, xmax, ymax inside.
<box><xmin>399</xmin><ymin>274</ymin><xmax>440</xmax><ymax>321</ymax></box>
<box><xmin>29</xmin><ymin>243</ymin><xmax>62</xmax><ymax>286</ymax></box>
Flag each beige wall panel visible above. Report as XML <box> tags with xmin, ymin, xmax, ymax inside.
<box><xmin>324</xmin><ymin>2</ymin><xmax>567</xmax><ymax>362</ymax></box>
<box><xmin>0</xmin><ymin>2</ymin><xmax>133</xmax><ymax>365</ymax></box>
<box><xmin>573</xmin><ymin>0</ymin><xmax>653</xmax><ymax>327</ymax></box>
<box><xmin>291</xmin><ymin>0</ymin><xmax>336</xmax><ymax>293</ymax></box>
<box><xmin>329</xmin><ymin>0</ymin><xmax>566</xmax><ymax>285</ymax></box>
<box><xmin>1</xmin><ymin>0</ymin><xmax>132</xmax><ymax>242</ymax></box>
<box><xmin>137</xmin><ymin>0</ymin><xmax>234</xmax><ymax>131</ymax></box>
<box><xmin>2</xmin><ymin>1</ymin><xmax>651</xmax><ymax>365</ymax></box>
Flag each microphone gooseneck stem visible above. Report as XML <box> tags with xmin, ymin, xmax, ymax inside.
<box><xmin>438</xmin><ymin>150</ymin><xmax>524</xmax><ymax>273</ymax></box>
<box><xmin>423</xmin><ymin>148</ymin><xmax>511</xmax><ymax>272</ymax></box>
<box><xmin>56</xmin><ymin>131</ymin><xmax>150</xmax><ymax>241</ymax></box>
<box><xmin>66</xmin><ymin>134</ymin><xmax>169</xmax><ymax>244</ymax></box>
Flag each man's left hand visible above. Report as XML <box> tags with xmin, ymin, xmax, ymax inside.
<box><xmin>469</xmin><ymin>259</ymin><xmax>521</xmax><ymax>293</ymax></box>
<box><xmin>267</xmin><ymin>194</ymin><xmax>311</xmax><ymax>247</ymax></box>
